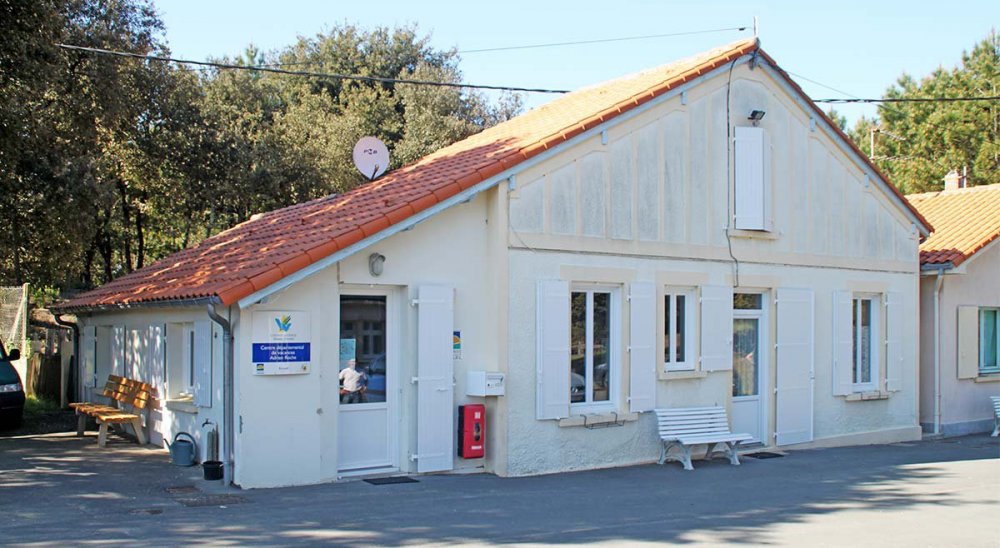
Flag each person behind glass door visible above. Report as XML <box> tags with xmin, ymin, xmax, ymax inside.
<box><xmin>339</xmin><ymin>358</ymin><xmax>367</xmax><ymax>404</ymax></box>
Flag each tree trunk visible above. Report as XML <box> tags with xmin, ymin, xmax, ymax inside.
<box><xmin>135</xmin><ymin>196</ymin><xmax>145</xmax><ymax>270</ymax></box>
<box><xmin>116</xmin><ymin>178</ymin><xmax>133</xmax><ymax>273</ymax></box>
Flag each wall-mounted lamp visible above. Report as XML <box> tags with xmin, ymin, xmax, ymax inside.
<box><xmin>368</xmin><ymin>253</ymin><xmax>386</xmax><ymax>277</ymax></box>
<box><xmin>748</xmin><ymin>110</ymin><xmax>766</xmax><ymax>126</ymax></box>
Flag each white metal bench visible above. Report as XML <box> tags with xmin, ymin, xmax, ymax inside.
<box><xmin>654</xmin><ymin>406</ymin><xmax>753</xmax><ymax>471</ymax></box>
<box><xmin>991</xmin><ymin>396</ymin><xmax>1000</xmax><ymax>437</ymax></box>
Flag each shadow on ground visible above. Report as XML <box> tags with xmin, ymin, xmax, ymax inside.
<box><xmin>1</xmin><ymin>432</ymin><xmax>997</xmax><ymax>546</ymax></box>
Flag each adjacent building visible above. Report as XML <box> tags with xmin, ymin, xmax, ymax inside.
<box><xmin>908</xmin><ymin>178</ymin><xmax>1000</xmax><ymax>436</ymax></box>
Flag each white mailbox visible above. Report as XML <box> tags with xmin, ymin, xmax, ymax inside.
<box><xmin>466</xmin><ymin>371</ymin><xmax>505</xmax><ymax>397</ymax></box>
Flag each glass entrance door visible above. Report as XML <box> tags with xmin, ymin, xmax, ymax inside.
<box><xmin>732</xmin><ymin>293</ymin><xmax>767</xmax><ymax>443</ymax></box>
<box><xmin>338</xmin><ymin>294</ymin><xmax>395</xmax><ymax>472</ymax></box>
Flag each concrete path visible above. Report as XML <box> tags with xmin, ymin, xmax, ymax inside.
<box><xmin>1</xmin><ymin>431</ymin><xmax>998</xmax><ymax>546</ymax></box>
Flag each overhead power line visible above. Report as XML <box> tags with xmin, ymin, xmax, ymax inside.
<box><xmin>815</xmin><ymin>96</ymin><xmax>1000</xmax><ymax>104</ymax></box>
<box><xmin>458</xmin><ymin>26</ymin><xmax>748</xmax><ymax>54</ymax></box>
<box><xmin>55</xmin><ymin>43</ymin><xmax>571</xmax><ymax>94</ymax></box>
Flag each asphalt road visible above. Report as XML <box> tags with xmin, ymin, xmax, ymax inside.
<box><xmin>2</xmin><ymin>431</ymin><xmax>998</xmax><ymax>546</ymax></box>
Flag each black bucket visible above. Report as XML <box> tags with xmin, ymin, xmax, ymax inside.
<box><xmin>203</xmin><ymin>460</ymin><xmax>223</xmax><ymax>481</ymax></box>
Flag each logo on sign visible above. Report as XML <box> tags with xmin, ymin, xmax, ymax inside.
<box><xmin>275</xmin><ymin>315</ymin><xmax>292</xmax><ymax>332</ymax></box>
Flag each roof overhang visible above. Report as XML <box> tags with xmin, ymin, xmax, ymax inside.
<box><xmin>53</xmin><ymin>296</ymin><xmax>221</xmax><ymax>315</ymax></box>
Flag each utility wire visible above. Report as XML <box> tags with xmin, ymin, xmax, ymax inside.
<box><xmin>815</xmin><ymin>96</ymin><xmax>1000</xmax><ymax>104</ymax></box>
<box><xmin>458</xmin><ymin>26</ymin><xmax>748</xmax><ymax>54</ymax></box>
<box><xmin>55</xmin><ymin>43</ymin><xmax>571</xmax><ymax>94</ymax></box>
<box><xmin>58</xmin><ymin>44</ymin><xmax>999</xmax><ymax>104</ymax></box>
<box><xmin>786</xmin><ymin>70</ymin><xmax>861</xmax><ymax>101</ymax></box>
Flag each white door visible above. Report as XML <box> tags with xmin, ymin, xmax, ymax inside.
<box><xmin>731</xmin><ymin>292</ymin><xmax>768</xmax><ymax>444</ymax></box>
<box><xmin>338</xmin><ymin>292</ymin><xmax>397</xmax><ymax>472</ymax></box>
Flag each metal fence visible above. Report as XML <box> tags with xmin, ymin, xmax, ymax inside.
<box><xmin>1</xmin><ymin>284</ymin><xmax>29</xmax><ymax>381</ymax></box>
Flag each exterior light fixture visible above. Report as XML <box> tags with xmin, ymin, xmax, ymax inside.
<box><xmin>748</xmin><ymin>110</ymin><xmax>766</xmax><ymax>125</ymax></box>
<box><xmin>368</xmin><ymin>253</ymin><xmax>386</xmax><ymax>277</ymax></box>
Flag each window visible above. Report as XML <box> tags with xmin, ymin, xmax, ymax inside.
<box><xmin>981</xmin><ymin>308</ymin><xmax>1000</xmax><ymax>374</ymax></box>
<box><xmin>570</xmin><ymin>287</ymin><xmax>618</xmax><ymax>410</ymax></box>
<box><xmin>664</xmin><ymin>289</ymin><xmax>696</xmax><ymax>371</ymax></box>
<box><xmin>852</xmin><ymin>296</ymin><xmax>880</xmax><ymax>389</ymax></box>
<box><xmin>185</xmin><ymin>327</ymin><xmax>195</xmax><ymax>394</ymax></box>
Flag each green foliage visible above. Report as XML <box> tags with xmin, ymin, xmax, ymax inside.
<box><xmin>30</xmin><ymin>286</ymin><xmax>61</xmax><ymax>308</ymax></box>
<box><xmin>848</xmin><ymin>31</ymin><xmax>999</xmax><ymax>194</ymax></box>
<box><xmin>0</xmin><ymin>3</ymin><xmax>521</xmax><ymax>294</ymax></box>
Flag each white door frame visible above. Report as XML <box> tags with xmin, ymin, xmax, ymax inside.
<box><xmin>732</xmin><ymin>291</ymin><xmax>770</xmax><ymax>445</ymax></box>
<box><xmin>337</xmin><ymin>286</ymin><xmax>400</xmax><ymax>475</ymax></box>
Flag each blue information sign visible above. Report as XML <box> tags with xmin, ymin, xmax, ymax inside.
<box><xmin>252</xmin><ymin>342</ymin><xmax>311</xmax><ymax>363</ymax></box>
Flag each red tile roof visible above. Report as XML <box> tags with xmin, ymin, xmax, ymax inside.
<box><xmin>906</xmin><ymin>184</ymin><xmax>1000</xmax><ymax>267</ymax></box>
<box><xmin>57</xmin><ymin>38</ymin><xmax>928</xmax><ymax>311</ymax></box>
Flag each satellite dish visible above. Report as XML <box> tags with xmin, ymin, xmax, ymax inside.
<box><xmin>353</xmin><ymin>136</ymin><xmax>390</xmax><ymax>180</ymax></box>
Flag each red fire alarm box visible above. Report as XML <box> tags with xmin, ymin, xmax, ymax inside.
<box><xmin>458</xmin><ymin>404</ymin><xmax>485</xmax><ymax>459</ymax></box>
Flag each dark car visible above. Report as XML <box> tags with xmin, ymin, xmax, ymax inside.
<box><xmin>0</xmin><ymin>340</ymin><xmax>25</xmax><ymax>428</ymax></box>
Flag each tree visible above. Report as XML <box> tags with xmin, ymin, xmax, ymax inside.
<box><xmin>0</xmin><ymin>8</ymin><xmax>521</xmax><ymax>294</ymax></box>
<box><xmin>848</xmin><ymin>31</ymin><xmax>999</xmax><ymax>194</ymax></box>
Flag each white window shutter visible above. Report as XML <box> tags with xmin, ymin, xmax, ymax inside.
<box><xmin>415</xmin><ymin>285</ymin><xmax>455</xmax><ymax>473</ymax></box>
<box><xmin>148</xmin><ymin>324</ymin><xmax>166</xmax><ymax>395</ymax></box>
<box><xmin>536</xmin><ymin>280</ymin><xmax>571</xmax><ymax>420</ymax></box>
<box><xmin>884</xmin><ymin>292</ymin><xmax>904</xmax><ymax>391</ymax></box>
<box><xmin>734</xmin><ymin>126</ymin><xmax>766</xmax><ymax>230</ymax></box>
<box><xmin>628</xmin><ymin>282</ymin><xmax>656</xmax><ymax>413</ymax></box>
<box><xmin>125</xmin><ymin>328</ymin><xmax>143</xmax><ymax>381</ymax></box>
<box><xmin>81</xmin><ymin>326</ymin><xmax>97</xmax><ymax>389</ymax></box>
<box><xmin>193</xmin><ymin>320</ymin><xmax>213</xmax><ymax>407</ymax></box>
<box><xmin>763</xmin><ymin>138</ymin><xmax>774</xmax><ymax>231</ymax></box>
<box><xmin>700</xmin><ymin>285</ymin><xmax>734</xmax><ymax>371</ymax></box>
<box><xmin>957</xmin><ymin>306</ymin><xmax>980</xmax><ymax>380</ymax></box>
<box><xmin>832</xmin><ymin>291</ymin><xmax>854</xmax><ymax>395</ymax></box>
<box><xmin>111</xmin><ymin>326</ymin><xmax>125</xmax><ymax>377</ymax></box>
<box><xmin>775</xmin><ymin>288</ymin><xmax>814</xmax><ymax>446</ymax></box>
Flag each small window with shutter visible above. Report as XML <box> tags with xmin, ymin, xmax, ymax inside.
<box><xmin>734</xmin><ymin>126</ymin><xmax>772</xmax><ymax>232</ymax></box>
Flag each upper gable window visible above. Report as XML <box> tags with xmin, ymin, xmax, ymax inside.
<box><xmin>734</xmin><ymin>126</ymin><xmax>773</xmax><ymax>231</ymax></box>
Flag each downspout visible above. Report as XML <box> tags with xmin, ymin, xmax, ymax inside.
<box><xmin>932</xmin><ymin>269</ymin><xmax>945</xmax><ymax>435</ymax></box>
<box><xmin>207</xmin><ymin>304</ymin><xmax>234</xmax><ymax>486</ymax></box>
<box><xmin>53</xmin><ymin>314</ymin><xmax>79</xmax><ymax>408</ymax></box>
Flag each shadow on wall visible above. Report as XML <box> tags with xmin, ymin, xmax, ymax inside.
<box><xmin>1</xmin><ymin>433</ymin><xmax>997</xmax><ymax>545</ymax></box>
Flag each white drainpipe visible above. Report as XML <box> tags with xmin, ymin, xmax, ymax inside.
<box><xmin>207</xmin><ymin>304</ymin><xmax>234</xmax><ymax>485</ymax></box>
<box><xmin>932</xmin><ymin>268</ymin><xmax>946</xmax><ymax>435</ymax></box>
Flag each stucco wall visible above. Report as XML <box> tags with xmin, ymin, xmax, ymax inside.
<box><xmin>506</xmin><ymin>251</ymin><xmax>920</xmax><ymax>476</ymax></box>
<box><xmin>919</xmin><ymin>241</ymin><xmax>1000</xmax><ymax>434</ymax></box>
<box><xmin>508</xmin><ymin>64</ymin><xmax>917</xmax><ymax>272</ymax></box>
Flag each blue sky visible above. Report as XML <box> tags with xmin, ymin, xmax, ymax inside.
<box><xmin>157</xmin><ymin>1</ymin><xmax>998</xmax><ymax>125</ymax></box>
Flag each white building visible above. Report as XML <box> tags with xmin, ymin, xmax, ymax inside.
<box><xmin>908</xmin><ymin>179</ymin><xmax>1000</xmax><ymax>436</ymax></box>
<box><xmin>56</xmin><ymin>39</ymin><xmax>932</xmax><ymax>488</ymax></box>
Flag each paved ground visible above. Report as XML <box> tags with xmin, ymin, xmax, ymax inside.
<box><xmin>1</xmin><ymin>431</ymin><xmax>998</xmax><ymax>547</ymax></box>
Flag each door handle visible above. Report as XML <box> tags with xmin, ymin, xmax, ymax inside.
<box><xmin>435</xmin><ymin>387</ymin><xmax>450</xmax><ymax>392</ymax></box>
